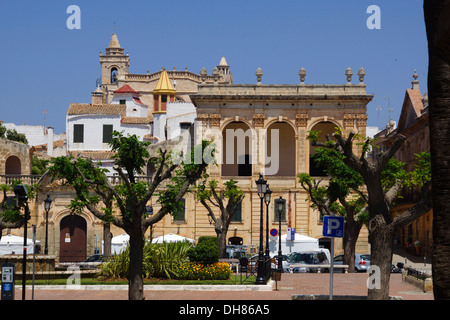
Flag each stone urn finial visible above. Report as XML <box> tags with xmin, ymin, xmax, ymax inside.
<box><xmin>345</xmin><ymin>67</ymin><xmax>353</xmax><ymax>84</ymax></box>
<box><xmin>200</xmin><ymin>67</ymin><xmax>207</xmax><ymax>83</ymax></box>
<box><xmin>212</xmin><ymin>67</ymin><xmax>219</xmax><ymax>83</ymax></box>
<box><xmin>256</xmin><ymin>67</ymin><xmax>263</xmax><ymax>85</ymax></box>
<box><xmin>358</xmin><ymin>67</ymin><xmax>366</xmax><ymax>84</ymax></box>
<box><xmin>299</xmin><ymin>67</ymin><xmax>306</xmax><ymax>85</ymax></box>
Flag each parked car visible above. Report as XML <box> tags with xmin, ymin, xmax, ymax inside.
<box><xmin>289</xmin><ymin>251</ymin><xmax>330</xmax><ymax>273</ymax></box>
<box><xmin>247</xmin><ymin>254</ymin><xmax>291</xmax><ymax>273</ymax></box>
<box><xmin>333</xmin><ymin>253</ymin><xmax>371</xmax><ymax>272</ymax></box>
<box><xmin>79</xmin><ymin>254</ymin><xmax>108</xmax><ymax>269</ymax></box>
<box><xmin>272</xmin><ymin>254</ymin><xmax>291</xmax><ymax>273</ymax></box>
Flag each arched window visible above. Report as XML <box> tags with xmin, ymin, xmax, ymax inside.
<box><xmin>111</xmin><ymin>68</ymin><xmax>118</xmax><ymax>84</ymax></box>
<box><xmin>309</xmin><ymin>121</ymin><xmax>336</xmax><ymax>176</ymax></box>
<box><xmin>222</xmin><ymin>122</ymin><xmax>253</xmax><ymax>176</ymax></box>
<box><xmin>265</xmin><ymin>122</ymin><xmax>296</xmax><ymax>176</ymax></box>
<box><xmin>5</xmin><ymin>155</ymin><xmax>21</xmax><ymax>175</ymax></box>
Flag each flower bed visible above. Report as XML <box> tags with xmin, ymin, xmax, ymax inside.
<box><xmin>179</xmin><ymin>262</ymin><xmax>232</xmax><ymax>280</ymax></box>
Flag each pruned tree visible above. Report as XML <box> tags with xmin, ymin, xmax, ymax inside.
<box><xmin>196</xmin><ymin>179</ymin><xmax>244</xmax><ymax>258</ymax></box>
<box><xmin>48</xmin><ymin>132</ymin><xmax>212</xmax><ymax>300</ymax></box>
<box><xmin>312</xmin><ymin>129</ymin><xmax>431</xmax><ymax>299</ymax></box>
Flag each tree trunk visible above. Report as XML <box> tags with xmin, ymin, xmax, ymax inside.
<box><xmin>343</xmin><ymin>219</ymin><xmax>362</xmax><ymax>273</ymax></box>
<box><xmin>128</xmin><ymin>220</ymin><xmax>145</xmax><ymax>300</ymax></box>
<box><xmin>424</xmin><ymin>0</ymin><xmax>450</xmax><ymax>300</ymax></box>
<box><xmin>103</xmin><ymin>222</ymin><xmax>112</xmax><ymax>259</ymax></box>
<box><xmin>368</xmin><ymin>224</ymin><xmax>394</xmax><ymax>300</ymax></box>
<box><xmin>217</xmin><ymin>230</ymin><xmax>228</xmax><ymax>259</ymax></box>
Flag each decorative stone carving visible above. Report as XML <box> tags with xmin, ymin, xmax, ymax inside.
<box><xmin>197</xmin><ymin>114</ymin><xmax>209</xmax><ymax>125</ymax></box>
<box><xmin>295</xmin><ymin>114</ymin><xmax>308</xmax><ymax>127</ymax></box>
<box><xmin>253</xmin><ymin>114</ymin><xmax>265</xmax><ymax>127</ymax></box>
<box><xmin>209</xmin><ymin>114</ymin><xmax>221</xmax><ymax>127</ymax></box>
<box><xmin>200</xmin><ymin>67</ymin><xmax>207</xmax><ymax>83</ymax></box>
<box><xmin>356</xmin><ymin>114</ymin><xmax>368</xmax><ymax>127</ymax></box>
<box><xmin>345</xmin><ymin>67</ymin><xmax>353</xmax><ymax>84</ymax></box>
<box><xmin>212</xmin><ymin>67</ymin><xmax>219</xmax><ymax>83</ymax></box>
<box><xmin>299</xmin><ymin>67</ymin><xmax>306</xmax><ymax>85</ymax></box>
<box><xmin>344</xmin><ymin>114</ymin><xmax>355</xmax><ymax>127</ymax></box>
<box><xmin>358</xmin><ymin>67</ymin><xmax>366</xmax><ymax>84</ymax></box>
<box><xmin>256</xmin><ymin>67</ymin><xmax>263</xmax><ymax>85</ymax></box>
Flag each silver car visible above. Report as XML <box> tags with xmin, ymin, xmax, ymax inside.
<box><xmin>333</xmin><ymin>253</ymin><xmax>371</xmax><ymax>272</ymax></box>
<box><xmin>289</xmin><ymin>251</ymin><xmax>330</xmax><ymax>273</ymax></box>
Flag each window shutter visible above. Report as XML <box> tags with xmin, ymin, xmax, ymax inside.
<box><xmin>73</xmin><ymin>124</ymin><xmax>84</xmax><ymax>143</ymax></box>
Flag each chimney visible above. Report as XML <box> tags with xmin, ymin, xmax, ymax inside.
<box><xmin>91</xmin><ymin>84</ymin><xmax>103</xmax><ymax>104</ymax></box>
<box><xmin>47</xmin><ymin>126</ymin><xmax>54</xmax><ymax>157</ymax></box>
<box><xmin>411</xmin><ymin>69</ymin><xmax>420</xmax><ymax>90</ymax></box>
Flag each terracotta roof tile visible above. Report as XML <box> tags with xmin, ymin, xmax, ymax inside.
<box><xmin>67</xmin><ymin>104</ymin><xmax>126</xmax><ymax>116</ymax></box>
<box><xmin>69</xmin><ymin>150</ymin><xmax>116</xmax><ymax>160</ymax></box>
<box><xmin>121</xmin><ymin>117</ymin><xmax>153</xmax><ymax>124</ymax></box>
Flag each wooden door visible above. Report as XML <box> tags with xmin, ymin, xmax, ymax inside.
<box><xmin>59</xmin><ymin>215</ymin><xmax>87</xmax><ymax>262</ymax></box>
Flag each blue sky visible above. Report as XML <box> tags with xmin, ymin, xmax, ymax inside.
<box><xmin>0</xmin><ymin>0</ymin><xmax>428</xmax><ymax>134</ymax></box>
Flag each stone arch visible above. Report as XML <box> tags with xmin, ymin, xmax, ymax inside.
<box><xmin>221</xmin><ymin>121</ymin><xmax>254</xmax><ymax>176</ymax></box>
<box><xmin>308</xmin><ymin>121</ymin><xmax>337</xmax><ymax>176</ymax></box>
<box><xmin>265</xmin><ymin>121</ymin><xmax>296</xmax><ymax>176</ymax></box>
<box><xmin>5</xmin><ymin>155</ymin><xmax>21</xmax><ymax>175</ymax></box>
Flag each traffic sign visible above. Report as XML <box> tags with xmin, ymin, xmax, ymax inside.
<box><xmin>287</xmin><ymin>228</ymin><xmax>295</xmax><ymax>240</ymax></box>
<box><xmin>323</xmin><ymin>216</ymin><xmax>344</xmax><ymax>237</ymax></box>
<box><xmin>270</xmin><ymin>228</ymin><xmax>278</xmax><ymax>237</ymax></box>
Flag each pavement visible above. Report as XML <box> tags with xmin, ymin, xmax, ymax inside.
<box><xmin>13</xmin><ymin>272</ymin><xmax>433</xmax><ymax>301</ymax></box>
<box><xmin>9</xmin><ymin>248</ymin><xmax>434</xmax><ymax>302</ymax></box>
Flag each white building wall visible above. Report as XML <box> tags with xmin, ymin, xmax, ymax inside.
<box><xmin>66</xmin><ymin>115</ymin><xmax>121</xmax><ymax>151</ymax></box>
<box><xmin>3</xmin><ymin>123</ymin><xmax>64</xmax><ymax>147</ymax></box>
<box><xmin>111</xmin><ymin>95</ymin><xmax>148</xmax><ymax>117</ymax></box>
<box><xmin>166</xmin><ymin>102</ymin><xmax>197</xmax><ymax>140</ymax></box>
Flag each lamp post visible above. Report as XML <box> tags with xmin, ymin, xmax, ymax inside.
<box><xmin>276</xmin><ymin>196</ymin><xmax>285</xmax><ymax>272</ymax></box>
<box><xmin>264</xmin><ymin>186</ymin><xmax>272</xmax><ymax>260</ymax></box>
<box><xmin>43</xmin><ymin>195</ymin><xmax>52</xmax><ymax>255</ymax></box>
<box><xmin>13</xmin><ymin>184</ymin><xmax>29</xmax><ymax>301</ymax></box>
<box><xmin>255</xmin><ymin>173</ymin><xmax>267</xmax><ymax>285</ymax></box>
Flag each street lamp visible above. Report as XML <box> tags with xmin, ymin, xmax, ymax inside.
<box><xmin>44</xmin><ymin>195</ymin><xmax>52</xmax><ymax>255</ymax></box>
<box><xmin>255</xmin><ymin>173</ymin><xmax>267</xmax><ymax>285</ymax></box>
<box><xmin>13</xmin><ymin>184</ymin><xmax>29</xmax><ymax>301</ymax></box>
<box><xmin>276</xmin><ymin>196</ymin><xmax>285</xmax><ymax>272</ymax></box>
<box><xmin>264</xmin><ymin>186</ymin><xmax>272</xmax><ymax>260</ymax></box>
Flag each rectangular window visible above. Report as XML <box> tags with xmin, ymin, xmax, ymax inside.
<box><xmin>73</xmin><ymin>124</ymin><xmax>84</xmax><ymax>143</ymax></box>
<box><xmin>119</xmin><ymin>100</ymin><xmax>126</xmax><ymax>105</ymax></box>
<box><xmin>231</xmin><ymin>202</ymin><xmax>242</xmax><ymax>222</ymax></box>
<box><xmin>274</xmin><ymin>199</ymin><xmax>287</xmax><ymax>222</ymax></box>
<box><xmin>103</xmin><ymin>125</ymin><xmax>113</xmax><ymax>143</ymax></box>
<box><xmin>174</xmin><ymin>199</ymin><xmax>186</xmax><ymax>221</ymax></box>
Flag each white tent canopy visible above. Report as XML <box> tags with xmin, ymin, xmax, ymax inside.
<box><xmin>102</xmin><ymin>233</ymin><xmax>130</xmax><ymax>255</ymax></box>
<box><xmin>269</xmin><ymin>233</ymin><xmax>319</xmax><ymax>256</ymax></box>
<box><xmin>151</xmin><ymin>233</ymin><xmax>194</xmax><ymax>244</ymax></box>
<box><xmin>0</xmin><ymin>234</ymin><xmax>41</xmax><ymax>255</ymax></box>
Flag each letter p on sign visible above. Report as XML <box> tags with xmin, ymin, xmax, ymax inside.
<box><xmin>323</xmin><ymin>216</ymin><xmax>345</xmax><ymax>238</ymax></box>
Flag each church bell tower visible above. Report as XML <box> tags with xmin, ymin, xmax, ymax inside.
<box><xmin>99</xmin><ymin>33</ymin><xmax>130</xmax><ymax>86</ymax></box>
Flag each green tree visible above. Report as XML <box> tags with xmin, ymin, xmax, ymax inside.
<box><xmin>312</xmin><ymin>131</ymin><xmax>431</xmax><ymax>299</ymax></box>
<box><xmin>196</xmin><ymin>179</ymin><xmax>244</xmax><ymax>258</ymax></box>
<box><xmin>0</xmin><ymin>182</ymin><xmax>38</xmax><ymax>240</ymax></box>
<box><xmin>5</xmin><ymin>128</ymin><xmax>28</xmax><ymax>144</ymax></box>
<box><xmin>48</xmin><ymin>132</ymin><xmax>212</xmax><ymax>300</ymax></box>
<box><xmin>300</xmin><ymin>134</ymin><xmax>412</xmax><ymax>272</ymax></box>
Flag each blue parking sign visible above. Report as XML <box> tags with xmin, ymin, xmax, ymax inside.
<box><xmin>323</xmin><ymin>216</ymin><xmax>344</xmax><ymax>237</ymax></box>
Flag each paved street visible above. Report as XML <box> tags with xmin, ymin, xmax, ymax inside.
<box><xmin>14</xmin><ymin>273</ymin><xmax>433</xmax><ymax>301</ymax></box>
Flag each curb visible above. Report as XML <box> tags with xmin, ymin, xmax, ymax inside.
<box><xmin>26</xmin><ymin>280</ymin><xmax>274</xmax><ymax>292</ymax></box>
